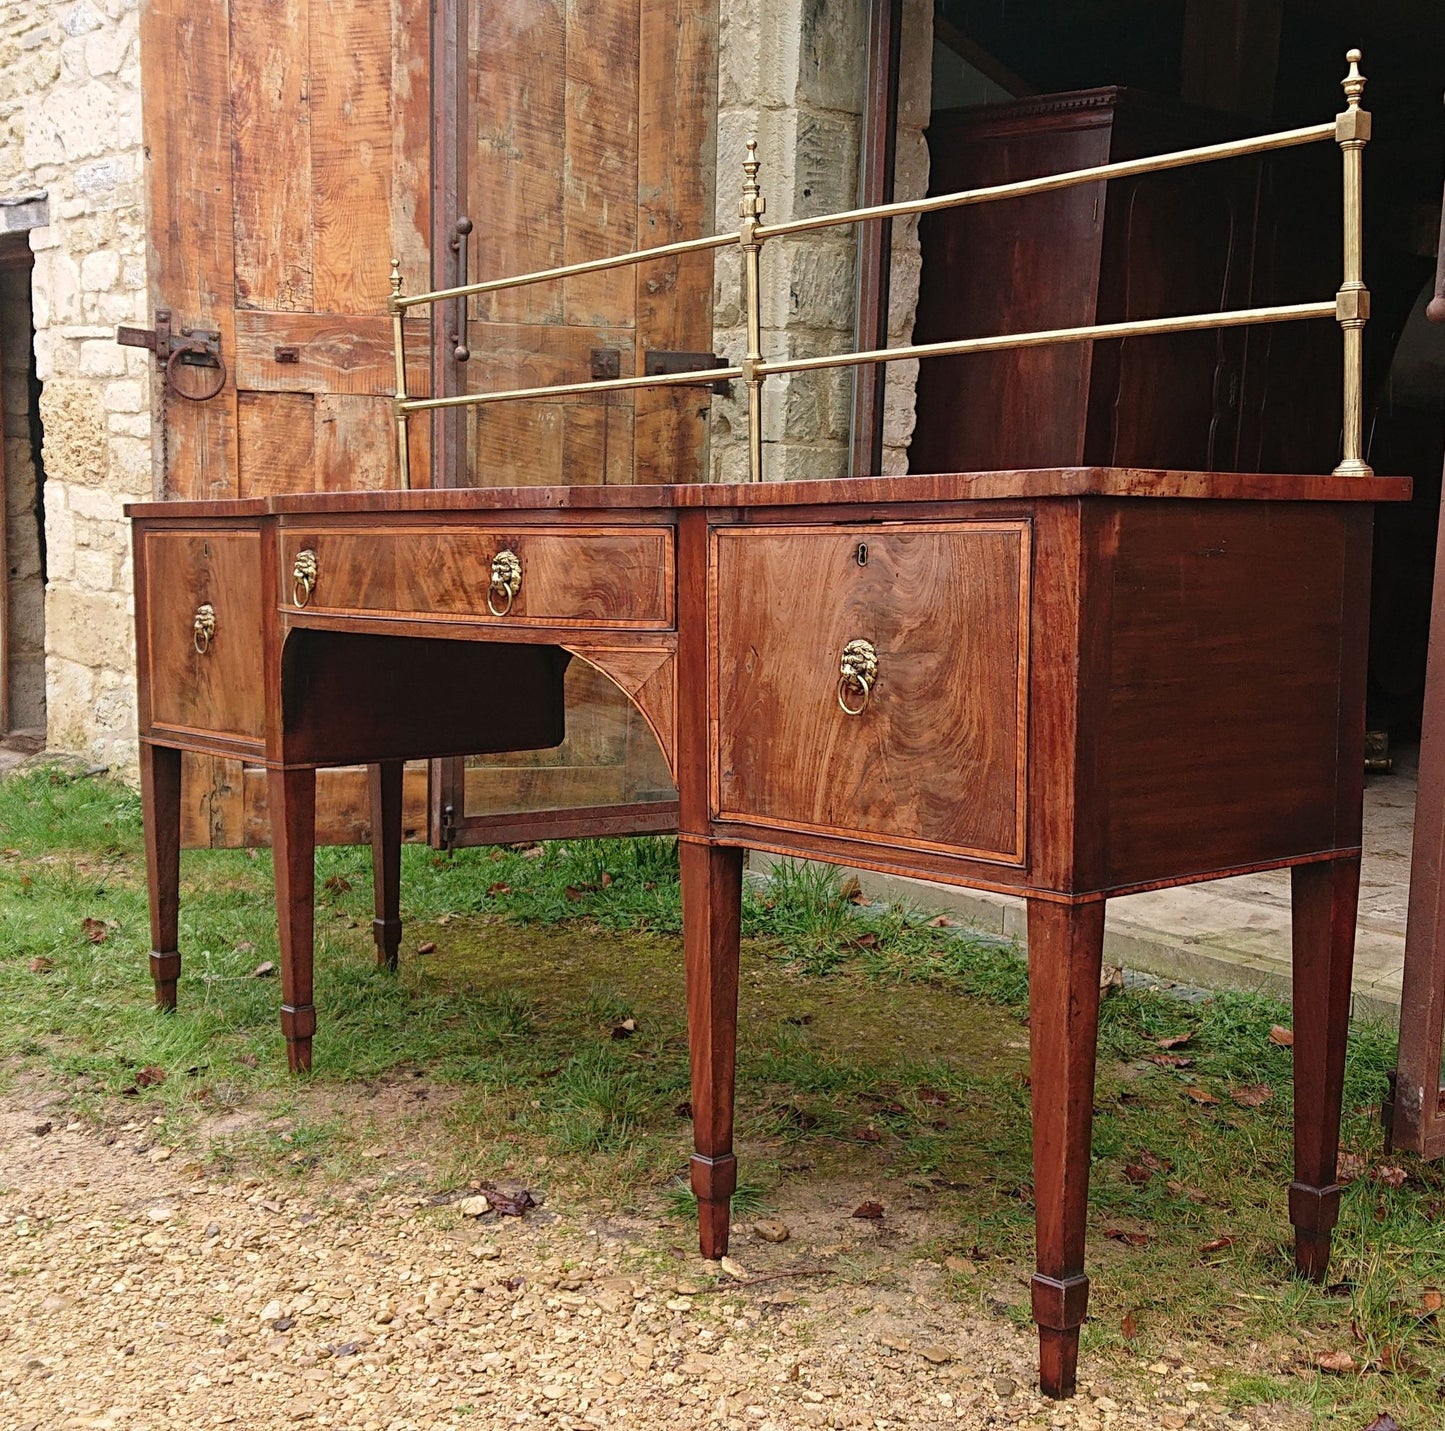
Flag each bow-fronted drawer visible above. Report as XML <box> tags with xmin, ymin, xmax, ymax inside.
<box><xmin>277</xmin><ymin>525</ymin><xmax>675</xmax><ymax>629</ymax></box>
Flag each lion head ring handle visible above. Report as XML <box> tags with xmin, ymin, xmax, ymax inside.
<box><xmin>837</xmin><ymin>638</ymin><xmax>878</xmax><ymax>716</ymax></box>
<box><xmin>192</xmin><ymin>603</ymin><xmax>217</xmax><ymax>655</ymax></box>
<box><xmin>488</xmin><ymin>549</ymin><xmax>523</xmax><ymax>617</ymax></box>
<box><xmin>292</xmin><ymin>549</ymin><xmax>319</xmax><ymax>608</ymax></box>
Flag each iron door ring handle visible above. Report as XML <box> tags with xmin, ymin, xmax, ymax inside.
<box><xmin>165</xmin><ymin>342</ymin><xmax>228</xmax><ymax>402</ymax></box>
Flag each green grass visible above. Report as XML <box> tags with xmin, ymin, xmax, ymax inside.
<box><xmin>1</xmin><ymin>763</ymin><xmax>1442</xmax><ymax>1423</ymax></box>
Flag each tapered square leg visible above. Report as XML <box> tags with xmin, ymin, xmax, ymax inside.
<box><xmin>140</xmin><ymin>743</ymin><xmax>182</xmax><ymax>1010</ymax></box>
<box><xmin>270</xmin><ymin>765</ymin><xmax>317</xmax><ymax>1073</ymax></box>
<box><xmin>682</xmin><ymin>840</ymin><xmax>743</xmax><ymax>1260</ymax></box>
<box><xmin>1027</xmin><ymin>897</ymin><xmax>1107</xmax><ymax>1400</ymax></box>
<box><xmin>369</xmin><ymin>761</ymin><xmax>403</xmax><ymax>970</ymax></box>
<box><xmin>1289</xmin><ymin>857</ymin><xmax>1359</xmax><ymax>1281</ymax></box>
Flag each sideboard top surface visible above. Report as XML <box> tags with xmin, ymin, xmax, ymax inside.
<box><xmin>125</xmin><ymin>468</ymin><xmax>1411</xmax><ymax>522</ymax></box>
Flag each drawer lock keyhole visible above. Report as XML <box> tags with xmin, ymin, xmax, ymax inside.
<box><xmin>856</xmin><ymin>542</ymin><xmax>868</xmax><ymax>566</ymax></box>
<box><xmin>837</xmin><ymin>637</ymin><xmax>878</xmax><ymax>716</ymax></box>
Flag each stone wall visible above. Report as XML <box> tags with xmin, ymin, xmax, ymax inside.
<box><xmin>0</xmin><ymin>0</ymin><xmax>149</xmax><ymax>772</ymax></box>
<box><xmin>711</xmin><ymin>0</ymin><xmax>932</xmax><ymax>482</ymax></box>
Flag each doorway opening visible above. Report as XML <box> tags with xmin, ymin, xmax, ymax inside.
<box><xmin>1</xmin><ymin>231</ymin><xmax>47</xmax><ymax>752</ymax></box>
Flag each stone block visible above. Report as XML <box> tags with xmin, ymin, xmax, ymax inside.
<box><xmin>102</xmin><ymin>377</ymin><xmax>144</xmax><ymax>412</ymax></box>
<box><xmin>78</xmin><ymin>337</ymin><xmax>125</xmax><ymax>376</ymax></box>
<box><xmin>80</xmin><ymin>247</ymin><xmax>119</xmax><ymax>291</ymax></box>
<box><xmin>73</xmin><ymin>546</ymin><xmax>115</xmax><ymax>592</ymax></box>
<box><xmin>793</xmin><ymin>0</ymin><xmax>867</xmax><ymax>114</ymax></box>
<box><xmin>44</xmin><ymin>583</ymin><xmax>130</xmax><ymax>672</ymax></box>
<box><xmin>42</xmin><ymin>79</ymin><xmax>120</xmax><ymax>162</ymax></box>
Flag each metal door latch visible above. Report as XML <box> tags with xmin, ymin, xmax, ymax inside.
<box><xmin>645</xmin><ymin>350</ymin><xmax>733</xmax><ymax>396</ymax></box>
<box><xmin>117</xmin><ymin>309</ymin><xmax>227</xmax><ymax>401</ymax></box>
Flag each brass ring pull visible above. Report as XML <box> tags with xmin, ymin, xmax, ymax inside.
<box><xmin>487</xmin><ymin>549</ymin><xmax>522</xmax><ymax>617</ymax></box>
<box><xmin>193</xmin><ymin>603</ymin><xmax>216</xmax><ymax>655</ymax></box>
<box><xmin>292</xmin><ymin>549</ymin><xmax>318</xmax><ymax>608</ymax></box>
<box><xmin>837</xmin><ymin>638</ymin><xmax>878</xmax><ymax>716</ymax></box>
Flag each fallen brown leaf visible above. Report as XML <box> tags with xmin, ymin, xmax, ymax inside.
<box><xmin>1140</xmin><ymin>1150</ymin><xmax>1174</xmax><ymax>1173</ymax></box>
<box><xmin>486</xmin><ymin>882</ymin><xmax>511</xmax><ymax>896</ymax></box>
<box><xmin>80</xmin><ymin>917</ymin><xmax>110</xmax><ymax>944</ymax></box>
<box><xmin>416</xmin><ymin>941</ymin><xmax>437</xmax><ymax>956</ymax></box>
<box><xmin>852</xmin><ymin>931</ymin><xmax>880</xmax><ymax>949</ymax></box>
<box><xmin>1200</xmin><ymin>1236</ymin><xmax>1236</xmax><ymax>1255</ymax></box>
<box><xmin>1147</xmin><ymin>1053</ymin><xmax>1195</xmax><ymax>1069</ymax></box>
<box><xmin>1103</xmin><ymin>1227</ymin><xmax>1151</xmax><ymax>1247</ymax></box>
<box><xmin>134</xmin><ymin>1066</ymin><xmax>166</xmax><ymax>1088</ymax></box>
<box><xmin>1268</xmin><ymin>1024</ymin><xmax>1295</xmax><ymax>1047</ymax></box>
<box><xmin>1422</xmin><ymin>1289</ymin><xmax>1443</xmax><ymax>1313</ymax></box>
<box><xmin>1230</xmin><ymin>1083</ymin><xmax>1273</xmax><ymax>1108</ymax></box>
<box><xmin>926</xmin><ymin>915</ymin><xmax>955</xmax><ymax>928</ymax></box>
<box><xmin>519</xmin><ymin>845</ymin><xmax>544</xmax><ymax>860</ymax></box>
<box><xmin>236</xmin><ymin>1054</ymin><xmax>259</xmax><ymax>1069</ymax></box>
<box><xmin>1121</xmin><ymin>1310</ymin><xmax>1138</xmax><ymax>1340</ymax></box>
<box><xmin>1316</xmin><ymin>1349</ymin><xmax>1356</xmax><ymax>1373</ymax></box>
<box><xmin>249</xmin><ymin>961</ymin><xmax>276</xmax><ymax>979</ymax></box>
<box><xmin>322</xmin><ymin>874</ymin><xmax>352</xmax><ymax>895</ymax></box>
<box><xmin>918</xmin><ymin>1087</ymin><xmax>950</xmax><ymax>1106</ymax></box>
<box><xmin>1184</xmin><ymin>1086</ymin><xmax>1221</xmax><ymax>1106</ymax></box>
<box><xmin>1360</xmin><ymin>1416</ymin><xmax>1402</xmax><ymax>1431</ymax></box>
<box><xmin>28</xmin><ymin>956</ymin><xmax>53</xmax><ymax>974</ymax></box>
<box><xmin>1155</xmin><ymin>1031</ymin><xmax>1194</xmax><ymax>1049</ymax></box>
<box><xmin>1337</xmin><ymin>1149</ymin><xmax>1369</xmax><ymax>1182</ymax></box>
<box><xmin>483</xmin><ymin>1186</ymin><xmax>536</xmax><ymax>1218</ymax></box>
<box><xmin>599</xmin><ymin>871</ymin><xmax>613</xmax><ymax>888</ymax></box>
<box><xmin>1100</xmin><ymin>964</ymin><xmax>1125</xmax><ymax>994</ymax></box>
<box><xmin>838</xmin><ymin>875</ymin><xmax>864</xmax><ymax>903</ymax></box>
<box><xmin>564</xmin><ymin>886</ymin><xmax>587</xmax><ymax>902</ymax></box>
<box><xmin>1370</xmin><ymin>1164</ymin><xmax>1408</xmax><ymax>1189</ymax></box>
<box><xmin>1122</xmin><ymin>1163</ymin><xmax>1153</xmax><ymax>1186</ymax></box>
<box><xmin>851</xmin><ymin>1200</ymin><xmax>884</xmax><ymax>1220</ymax></box>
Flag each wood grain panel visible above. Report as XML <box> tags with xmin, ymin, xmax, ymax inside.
<box><xmin>310</xmin><ymin>0</ymin><xmax>393</xmax><ymax>313</ymax></box>
<box><xmin>562</xmin><ymin>0</ymin><xmax>640</xmax><ymax>326</ymax></box>
<box><xmin>142</xmin><ymin>0</ymin><xmax>238</xmax><ymax>498</ymax></box>
<box><xmin>1096</xmin><ymin>502</ymin><xmax>1348</xmax><ymax>888</ymax></box>
<box><xmin>234</xmin><ymin>313</ymin><xmax>431</xmax><ymax>395</ymax></box>
<box><xmin>230</xmin><ymin>0</ymin><xmax>313</xmax><ymax>311</ymax></box>
<box><xmin>634</xmin><ymin>0</ymin><xmax>717</xmax><ymax>483</ymax></box>
<box><xmin>713</xmin><ymin>522</ymin><xmax>1030</xmax><ymax>862</ymax></box>
<box><xmin>390</xmin><ymin>0</ymin><xmax>431</xmax><ymax>283</ymax></box>
<box><xmin>315</xmin><ymin>396</ymin><xmax>402</xmax><ymax>491</ymax></box>
<box><xmin>144</xmin><ymin>531</ymin><xmax>265</xmax><ymax>740</ymax></box>
<box><xmin>240</xmin><ymin>761</ymin><xmax>431</xmax><ymax>846</ymax></box>
<box><xmin>238</xmin><ymin>392</ymin><xmax>317</xmax><ymax>496</ymax></box>
<box><xmin>279</xmin><ymin>524</ymin><xmax>675</xmax><ymax>626</ymax></box>
<box><xmin>469</xmin><ymin>0</ymin><xmax>566</xmax><ymax>325</ymax></box>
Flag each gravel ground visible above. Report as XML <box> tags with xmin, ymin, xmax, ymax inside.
<box><xmin>0</xmin><ymin>1090</ymin><xmax>1308</xmax><ymax>1431</ymax></box>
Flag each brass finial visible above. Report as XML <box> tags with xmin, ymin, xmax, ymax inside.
<box><xmin>390</xmin><ymin>257</ymin><xmax>403</xmax><ymax>299</ymax></box>
<box><xmin>740</xmin><ymin>140</ymin><xmax>765</xmax><ymax>222</ymax></box>
<box><xmin>1342</xmin><ymin>48</ymin><xmax>1365</xmax><ymax>108</ymax></box>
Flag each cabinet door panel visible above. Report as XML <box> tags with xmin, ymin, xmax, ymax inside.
<box><xmin>713</xmin><ymin>523</ymin><xmax>1030</xmax><ymax>864</ymax></box>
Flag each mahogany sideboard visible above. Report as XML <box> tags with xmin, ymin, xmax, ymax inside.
<box><xmin>128</xmin><ymin>467</ymin><xmax>1408</xmax><ymax>1397</ymax></box>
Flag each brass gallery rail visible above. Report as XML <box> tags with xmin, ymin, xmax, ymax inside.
<box><xmin>386</xmin><ymin>50</ymin><xmax>1372</xmax><ymax>489</ymax></box>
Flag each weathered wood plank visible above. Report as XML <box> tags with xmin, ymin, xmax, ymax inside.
<box><xmin>562</xmin><ymin>0</ymin><xmax>640</xmax><ymax>327</ymax></box>
<box><xmin>230</xmin><ymin>0</ymin><xmax>314</xmax><ymax>311</ymax></box>
<box><xmin>315</xmin><ymin>396</ymin><xmax>403</xmax><ymax>491</ymax></box>
<box><xmin>468</xmin><ymin>0</ymin><xmax>566</xmax><ymax>325</ymax></box>
<box><xmin>234</xmin><ymin>312</ymin><xmax>431</xmax><ymax>395</ymax></box>
<box><xmin>633</xmin><ymin>0</ymin><xmax>718</xmax><ymax>483</ymax></box>
<box><xmin>142</xmin><ymin>0</ymin><xmax>238</xmax><ymax>498</ymax></box>
<box><xmin>391</xmin><ymin>0</ymin><xmax>432</xmax><ymax>283</ymax></box>
<box><xmin>237</xmin><ymin>392</ymin><xmax>317</xmax><ymax>496</ymax></box>
<box><xmin>310</xmin><ymin>0</ymin><xmax>393</xmax><ymax>313</ymax></box>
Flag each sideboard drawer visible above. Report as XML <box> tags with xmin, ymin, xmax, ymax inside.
<box><xmin>712</xmin><ymin>521</ymin><xmax>1030</xmax><ymax>864</ymax></box>
<box><xmin>278</xmin><ymin>526</ymin><xmax>675</xmax><ymax>628</ymax></box>
<box><xmin>143</xmin><ymin>530</ymin><xmax>266</xmax><ymax>742</ymax></box>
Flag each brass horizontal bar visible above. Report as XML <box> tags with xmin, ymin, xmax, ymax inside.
<box><xmin>756</xmin><ymin>301</ymin><xmax>1338</xmax><ymax>378</ymax></box>
<box><xmin>756</xmin><ymin>122</ymin><xmax>1336</xmax><ymax>242</ymax></box>
<box><xmin>395</xmin><ymin>231</ymin><xmax>739</xmax><ymax>311</ymax></box>
<box><xmin>399</xmin><ymin>362</ymin><xmax>746</xmax><ymax>414</ymax></box>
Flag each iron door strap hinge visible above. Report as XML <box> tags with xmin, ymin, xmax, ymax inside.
<box><xmin>117</xmin><ymin>308</ymin><xmax>227</xmax><ymax>401</ymax></box>
<box><xmin>645</xmin><ymin>350</ymin><xmax>733</xmax><ymax>396</ymax></box>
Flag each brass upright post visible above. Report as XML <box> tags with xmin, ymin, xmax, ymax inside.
<box><xmin>739</xmin><ymin>142</ymin><xmax>766</xmax><ymax>483</ymax></box>
<box><xmin>1333</xmin><ymin>49</ymin><xmax>1372</xmax><ymax>478</ymax></box>
<box><xmin>389</xmin><ymin>258</ymin><xmax>412</xmax><ymax>490</ymax></box>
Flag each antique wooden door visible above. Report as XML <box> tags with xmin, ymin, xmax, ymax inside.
<box><xmin>430</xmin><ymin>0</ymin><xmax>718</xmax><ymax>845</ymax></box>
<box><xmin>140</xmin><ymin>0</ymin><xmax>717</xmax><ymax>845</ymax></box>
